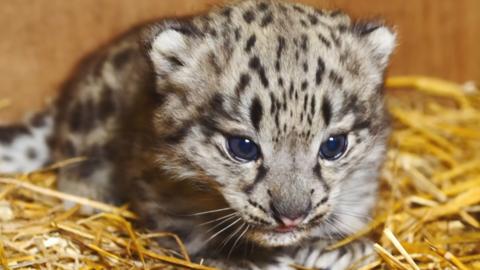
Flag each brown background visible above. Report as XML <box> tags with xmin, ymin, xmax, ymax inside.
<box><xmin>1</xmin><ymin>0</ymin><xmax>479</xmax><ymax>123</ymax></box>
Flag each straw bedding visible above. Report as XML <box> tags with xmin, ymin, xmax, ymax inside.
<box><xmin>0</xmin><ymin>76</ymin><xmax>479</xmax><ymax>269</ymax></box>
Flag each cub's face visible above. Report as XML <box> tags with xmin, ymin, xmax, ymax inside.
<box><xmin>147</xmin><ymin>1</ymin><xmax>395</xmax><ymax>247</ymax></box>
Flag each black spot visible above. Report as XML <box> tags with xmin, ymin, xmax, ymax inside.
<box><xmin>244</xmin><ymin>165</ymin><xmax>269</xmax><ymax>194</ymax></box>
<box><xmin>112</xmin><ymin>49</ymin><xmax>132</xmax><ymax>69</ymax></box>
<box><xmin>245</xmin><ymin>34</ymin><xmax>257</xmax><ymax>52</ymax></box>
<box><xmin>0</xmin><ymin>125</ymin><xmax>30</xmax><ymax>144</ymax></box>
<box><xmin>307</xmin><ymin>116</ymin><xmax>312</xmax><ymax>126</ymax></box>
<box><xmin>275</xmin><ymin>113</ymin><xmax>280</xmax><ymax>129</ymax></box>
<box><xmin>330</xmin><ymin>10</ymin><xmax>343</xmax><ymax>17</ymax></box>
<box><xmin>340</xmin><ymin>94</ymin><xmax>359</xmax><ymax>115</ymax></box>
<box><xmin>338</xmin><ymin>24</ymin><xmax>348</xmax><ymax>33</ymax></box>
<box><xmin>98</xmin><ymin>86</ymin><xmax>116</xmax><ymax>121</ymax></box>
<box><xmin>278</xmin><ymin>77</ymin><xmax>284</xmax><ymax>87</ymax></box>
<box><xmin>352</xmin><ymin>119</ymin><xmax>371</xmax><ymax>130</ymax></box>
<box><xmin>249</xmin><ymin>56</ymin><xmax>269</xmax><ymax>88</ymax></box>
<box><xmin>303</xmin><ymin>62</ymin><xmax>308</xmax><ymax>72</ymax></box>
<box><xmin>330</xmin><ymin>31</ymin><xmax>341</xmax><ymax>47</ymax></box>
<box><xmin>315</xmin><ymin>57</ymin><xmax>326</xmax><ymax>85</ymax></box>
<box><xmin>320</xmin><ymin>196</ymin><xmax>328</xmax><ymax>204</ymax></box>
<box><xmin>329</xmin><ymin>71</ymin><xmax>344</xmax><ymax>85</ymax></box>
<box><xmin>260</xmin><ymin>12</ymin><xmax>273</xmax><ymax>27</ymax></box>
<box><xmin>293</xmin><ymin>5</ymin><xmax>306</xmax><ymax>13</ymax></box>
<box><xmin>322</xmin><ymin>96</ymin><xmax>332</xmax><ymax>126</ymax></box>
<box><xmin>166</xmin><ymin>56</ymin><xmax>183</xmax><ymax>68</ymax></box>
<box><xmin>310</xmin><ymin>96</ymin><xmax>316</xmax><ymax>115</ymax></box>
<box><xmin>289</xmin><ymin>82</ymin><xmax>294</xmax><ymax>99</ymax></box>
<box><xmin>276</xmin><ymin>36</ymin><xmax>286</xmax><ymax>59</ymax></box>
<box><xmin>243</xmin><ymin>10</ymin><xmax>255</xmax><ymax>23</ymax></box>
<box><xmin>170</xmin><ymin>22</ymin><xmax>201</xmax><ymax>36</ymax></box>
<box><xmin>69</xmin><ymin>100</ymin><xmax>96</xmax><ymax>133</ymax></box>
<box><xmin>209</xmin><ymin>93</ymin><xmax>225</xmax><ymax>115</ymax></box>
<box><xmin>235</xmin><ymin>73</ymin><xmax>251</xmax><ymax>96</ymax></box>
<box><xmin>318</xmin><ymin>33</ymin><xmax>332</xmax><ymax>48</ymax></box>
<box><xmin>257</xmin><ymin>2</ymin><xmax>269</xmax><ymax>11</ymax></box>
<box><xmin>352</xmin><ymin>21</ymin><xmax>382</xmax><ymax>36</ymax></box>
<box><xmin>1</xmin><ymin>155</ymin><xmax>12</xmax><ymax>162</ymax></box>
<box><xmin>199</xmin><ymin>118</ymin><xmax>219</xmax><ymax>138</ymax></box>
<box><xmin>250</xmin><ymin>96</ymin><xmax>263</xmax><ymax>131</ymax></box>
<box><xmin>301</xmin><ymin>80</ymin><xmax>308</xmax><ymax>91</ymax></box>
<box><xmin>249</xmin><ymin>56</ymin><xmax>261</xmax><ymax>69</ymax></box>
<box><xmin>255</xmin><ymin>165</ymin><xmax>268</xmax><ymax>184</ymax></box>
<box><xmin>300</xmin><ymin>34</ymin><xmax>308</xmax><ymax>51</ymax></box>
<box><xmin>30</xmin><ymin>112</ymin><xmax>47</xmax><ymax>127</ymax></box>
<box><xmin>295</xmin><ymin>50</ymin><xmax>299</xmax><ymax>61</ymax></box>
<box><xmin>234</xmin><ymin>28</ymin><xmax>241</xmax><ymax>41</ymax></box>
<box><xmin>269</xmin><ymin>92</ymin><xmax>276</xmax><ymax>114</ymax></box>
<box><xmin>163</xmin><ymin>124</ymin><xmax>191</xmax><ymax>145</ymax></box>
<box><xmin>275</xmin><ymin>36</ymin><xmax>286</xmax><ymax>71</ymax></box>
<box><xmin>208</xmin><ymin>52</ymin><xmax>221</xmax><ymax>74</ymax></box>
<box><xmin>303</xmin><ymin>95</ymin><xmax>309</xmax><ymax>112</ymax></box>
<box><xmin>248</xmin><ymin>199</ymin><xmax>268</xmax><ymax>214</ymax></box>
<box><xmin>221</xmin><ymin>7</ymin><xmax>232</xmax><ymax>18</ymax></box>
<box><xmin>300</xmin><ymin>19</ymin><xmax>308</xmax><ymax>27</ymax></box>
<box><xmin>308</xmin><ymin>14</ymin><xmax>318</xmax><ymax>25</ymax></box>
<box><xmin>26</xmin><ymin>147</ymin><xmax>37</xmax><ymax>160</ymax></box>
<box><xmin>313</xmin><ymin>163</ymin><xmax>329</xmax><ymax>192</ymax></box>
<box><xmin>314</xmin><ymin>9</ymin><xmax>325</xmax><ymax>16</ymax></box>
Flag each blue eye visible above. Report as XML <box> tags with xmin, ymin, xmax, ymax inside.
<box><xmin>319</xmin><ymin>134</ymin><xmax>348</xmax><ymax>160</ymax></box>
<box><xmin>227</xmin><ymin>137</ymin><xmax>259</xmax><ymax>162</ymax></box>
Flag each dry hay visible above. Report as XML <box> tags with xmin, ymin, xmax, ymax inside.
<box><xmin>1</xmin><ymin>76</ymin><xmax>479</xmax><ymax>270</ymax></box>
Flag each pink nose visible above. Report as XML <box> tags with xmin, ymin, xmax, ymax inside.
<box><xmin>279</xmin><ymin>215</ymin><xmax>305</xmax><ymax>227</ymax></box>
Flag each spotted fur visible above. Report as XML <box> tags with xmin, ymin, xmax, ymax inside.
<box><xmin>0</xmin><ymin>1</ymin><xmax>396</xmax><ymax>269</ymax></box>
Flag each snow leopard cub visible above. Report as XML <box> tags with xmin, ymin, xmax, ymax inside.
<box><xmin>0</xmin><ymin>0</ymin><xmax>396</xmax><ymax>269</ymax></box>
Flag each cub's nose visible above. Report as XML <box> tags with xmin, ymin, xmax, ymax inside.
<box><xmin>270</xmin><ymin>200</ymin><xmax>311</xmax><ymax>227</ymax></box>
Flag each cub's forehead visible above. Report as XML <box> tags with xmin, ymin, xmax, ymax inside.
<box><xmin>199</xmin><ymin>0</ymin><xmax>354</xmax><ymax>55</ymax></box>
<box><xmin>195</xmin><ymin>0</ymin><xmax>372</xmax><ymax>90</ymax></box>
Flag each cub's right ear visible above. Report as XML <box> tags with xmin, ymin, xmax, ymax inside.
<box><xmin>351</xmin><ymin>21</ymin><xmax>397</xmax><ymax>70</ymax></box>
<box><xmin>143</xmin><ymin>21</ymin><xmax>201</xmax><ymax>77</ymax></box>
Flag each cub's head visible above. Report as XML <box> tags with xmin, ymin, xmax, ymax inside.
<box><xmin>146</xmin><ymin>0</ymin><xmax>395</xmax><ymax>247</ymax></box>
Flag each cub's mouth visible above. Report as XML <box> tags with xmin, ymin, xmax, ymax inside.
<box><xmin>246</xmin><ymin>225</ymin><xmax>310</xmax><ymax>247</ymax></box>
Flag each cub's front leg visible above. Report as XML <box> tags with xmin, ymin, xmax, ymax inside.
<box><xmin>293</xmin><ymin>238</ymin><xmax>374</xmax><ymax>270</ymax></box>
<box><xmin>200</xmin><ymin>239</ymin><xmax>373</xmax><ymax>270</ymax></box>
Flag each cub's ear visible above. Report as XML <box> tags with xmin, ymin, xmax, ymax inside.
<box><xmin>143</xmin><ymin>20</ymin><xmax>201</xmax><ymax>77</ymax></box>
<box><xmin>352</xmin><ymin>21</ymin><xmax>397</xmax><ymax>69</ymax></box>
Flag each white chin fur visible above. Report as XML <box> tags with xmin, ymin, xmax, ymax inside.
<box><xmin>248</xmin><ymin>229</ymin><xmax>308</xmax><ymax>247</ymax></box>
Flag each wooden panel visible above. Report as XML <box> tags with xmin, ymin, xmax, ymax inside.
<box><xmin>1</xmin><ymin>0</ymin><xmax>479</xmax><ymax>123</ymax></box>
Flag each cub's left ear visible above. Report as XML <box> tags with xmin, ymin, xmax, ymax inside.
<box><xmin>143</xmin><ymin>20</ymin><xmax>200</xmax><ymax>79</ymax></box>
<box><xmin>352</xmin><ymin>21</ymin><xmax>397</xmax><ymax>69</ymax></box>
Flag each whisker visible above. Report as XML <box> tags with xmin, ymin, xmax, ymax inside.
<box><xmin>219</xmin><ymin>223</ymin><xmax>245</xmax><ymax>251</ymax></box>
<box><xmin>206</xmin><ymin>214</ymin><xmax>239</xmax><ymax>233</ymax></box>
<box><xmin>205</xmin><ymin>218</ymin><xmax>242</xmax><ymax>244</ymax></box>
<box><xmin>334</xmin><ymin>210</ymin><xmax>371</xmax><ymax>220</ymax></box>
<box><xmin>330</xmin><ymin>188</ymin><xmax>374</xmax><ymax>199</ymax></box>
<box><xmin>324</xmin><ymin>217</ymin><xmax>349</xmax><ymax>239</ymax></box>
<box><xmin>329</xmin><ymin>215</ymin><xmax>358</xmax><ymax>236</ymax></box>
<box><xmin>228</xmin><ymin>224</ymin><xmax>250</xmax><ymax>258</ymax></box>
<box><xmin>199</xmin><ymin>212</ymin><xmax>237</xmax><ymax>226</ymax></box>
<box><xmin>187</xmin><ymin>207</ymin><xmax>232</xmax><ymax>216</ymax></box>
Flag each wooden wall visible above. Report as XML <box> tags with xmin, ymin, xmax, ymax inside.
<box><xmin>1</xmin><ymin>0</ymin><xmax>479</xmax><ymax>123</ymax></box>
